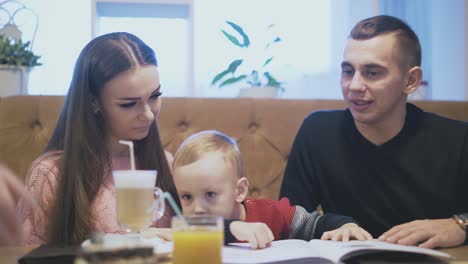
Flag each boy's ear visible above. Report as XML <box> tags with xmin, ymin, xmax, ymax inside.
<box><xmin>235</xmin><ymin>177</ymin><xmax>249</xmax><ymax>203</ymax></box>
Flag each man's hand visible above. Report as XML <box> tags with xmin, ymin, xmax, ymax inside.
<box><xmin>321</xmin><ymin>223</ymin><xmax>373</xmax><ymax>241</ymax></box>
<box><xmin>379</xmin><ymin>219</ymin><xmax>466</xmax><ymax>248</ymax></box>
<box><xmin>230</xmin><ymin>221</ymin><xmax>274</xmax><ymax>249</ymax></box>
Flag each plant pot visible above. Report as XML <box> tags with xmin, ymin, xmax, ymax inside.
<box><xmin>238</xmin><ymin>86</ymin><xmax>280</xmax><ymax>98</ymax></box>
<box><xmin>0</xmin><ymin>65</ymin><xmax>31</xmax><ymax>96</ymax></box>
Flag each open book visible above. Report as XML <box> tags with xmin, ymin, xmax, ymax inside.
<box><xmin>223</xmin><ymin>239</ymin><xmax>453</xmax><ymax>264</ymax></box>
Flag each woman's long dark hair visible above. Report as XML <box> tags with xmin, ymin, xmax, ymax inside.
<box><xmin>46</xmin><ymin>32</ymin><xmax>179</xmax><ymax>245</ymax></box>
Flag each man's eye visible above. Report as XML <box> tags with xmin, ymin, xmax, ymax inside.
<box><xmin>368</xmin><ymin>71</ymin><xmax>379</xmax><ymax>77</ymax></box>
<box><xmin>341</xmin><ymin>68</ymin><xmax>354</xmax><ymax>76</ymax></box>
<box><xmin>119</xmin><ymin>102</ymin><xmax>136</xmax><ymax>108</ymax></box>
<box><xmin>206</xmin><ymin>192</ymin><xmax>216</xmax><ymax>199</ymax></box>
<box><xmin>181</xmin><ymin>194</ymin><xmax>192</xmax><ymax>201</ymax></box>
<box><xmin>150</xmin><ymin>91</ymin><xmax>162</xmax><ymax>100</ymax></box>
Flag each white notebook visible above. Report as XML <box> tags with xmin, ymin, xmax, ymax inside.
<box><xmin>222</xmin><ymin>239</ymin><xmax>453</xmax><ymax>264</ymax></box>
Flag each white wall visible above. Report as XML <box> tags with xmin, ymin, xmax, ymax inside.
<box><xmin>23</xmin><ymin>0</ymin><xmax>92</xmax><ymax>94</ymax></box>
<box><xmin>431</xmin><ymin>0</ymin><xmax>466</xmax><ymax>100</ymax></box>
<box><xmin>13</xmin><ymin>0</ymin><xmax>468</xmax><ymax>100</ymax></box>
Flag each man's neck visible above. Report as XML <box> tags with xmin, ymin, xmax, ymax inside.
<box><xmin>355</xmin><ymin>105</ymin><xmax>407</xmax><ymax>146</ymax></box>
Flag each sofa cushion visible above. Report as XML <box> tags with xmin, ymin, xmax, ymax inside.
<box><xmin>1</xmin><ymin>96</ymin><xmax>467</xmax><ymax>199</ymax></box>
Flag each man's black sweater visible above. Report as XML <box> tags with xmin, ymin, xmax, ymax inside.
<box><xmin>280</xmin><ymin>103</ymin><xmax>468</xmax><ymax>237</ymax></box>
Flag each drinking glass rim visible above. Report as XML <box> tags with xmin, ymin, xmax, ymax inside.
<box><xmin>173</xmin><ymin>215</ymin><xmax>223</xmax><ymax>226</ymax></box>
<box><xmin>113</xmin><ymin>170</ymin><xmax>158</xmax><ymax>188</ymax></box>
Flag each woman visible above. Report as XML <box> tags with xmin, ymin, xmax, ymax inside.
<box><xmin>17</xmin><ymin>32</ymin><xmax>178</xmax><ymax>246</ymax></box>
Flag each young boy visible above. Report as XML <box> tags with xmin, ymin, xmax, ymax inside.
<box><xmin>172</xmin><ymin>130</ymin><xmax>372</xmax><ymax>249</ymax></box>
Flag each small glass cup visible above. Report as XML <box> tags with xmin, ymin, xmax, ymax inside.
<box><xmin>172</xmin><ymin>216</ymin><xmax>224</xmax><ymax>264</ymax></box>
<box><xmin>113</xmin><ymin>170</ymin><xmax>165</xmax><ymax>233</ymax></box>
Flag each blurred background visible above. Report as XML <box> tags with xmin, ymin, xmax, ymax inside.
<box><xmin>2</xmin><ymin>0</ymin><xmax>466</xmax><ymax>100</ymax></box>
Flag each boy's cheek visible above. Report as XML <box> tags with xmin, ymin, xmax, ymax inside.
<box><xmin>180</xmin><ymin>204</ymin><xmax>190</xmax><ymax>215</ymax></box>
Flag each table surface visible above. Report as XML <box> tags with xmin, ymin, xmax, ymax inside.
<box><xmin>1</xmin><ymin>245</ymin><xmax>467</xmax><ymax>264</ymax></box>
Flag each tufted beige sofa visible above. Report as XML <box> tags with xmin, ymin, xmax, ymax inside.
<box><xmin>1</xmin><ymin>95</ymin><xmax>468</xmax><ymax>199</ymax></box>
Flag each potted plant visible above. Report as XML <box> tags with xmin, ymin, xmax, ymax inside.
<box><xmin>211</xmin><ymin>21</ymin><xmax>284</xmax><ymax>98</ymax></box>
<box><xmin>0</xmin><ymin>35</ymin><xmax>41</xmax><ymax>96</ymax></box>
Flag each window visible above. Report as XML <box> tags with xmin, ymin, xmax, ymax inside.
<box><xmin>95</xmin><ymin>1</ymin><xmax>192</xmax><ymax>97</ymax></box>
<box><xmin>193</xmin><ymin>0</ymin><xmax>335</xmax><ymax>98</ymax></box>
<box><xmin>22</xmin><ymin>0</ymin><xmax>91</xmax><ymax>95</ymax></box>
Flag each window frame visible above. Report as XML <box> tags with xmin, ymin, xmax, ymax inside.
<box><xmin>91</xmin><ymin>0</ymin><xmax>195</xmax><ymax>96</ymax></box>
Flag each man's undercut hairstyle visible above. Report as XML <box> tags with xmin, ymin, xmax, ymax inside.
<box><xmin>349</xmin><ymin>15</ymin><xmax>421</xmax><ymax>69</ymax></box>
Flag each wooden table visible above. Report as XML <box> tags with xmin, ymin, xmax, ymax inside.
<box><xmin>0</xmin><ymin>247</ymin><xmax>33</xmax><ymax>264</ymax></box>
<box><xmin>442</xmin><ymin>246</ymin><xmax>468</xmax><ymax>263</ymax></box>
<box><xmin>1</xmin><ymin>245</ymin><xmax>467</xmax><ymax>264</ymax></box>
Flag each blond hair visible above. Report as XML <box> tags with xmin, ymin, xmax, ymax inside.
<box><xmin>173</xmin><ymin>130</ymin><xmax>243</xmax><ymax>178</ymax></box>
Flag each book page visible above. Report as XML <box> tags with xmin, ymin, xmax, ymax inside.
<box><xmin>223</xmin><ymin>240</ymin><xmax>330</xmax><ymax>264</ymax></box>
<box><xmin>308</xmin><ymin>239</ymin><xmax>453</xmax><ymax>263</ymax></box>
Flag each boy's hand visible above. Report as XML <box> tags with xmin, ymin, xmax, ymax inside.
<box><xmin>321</xmin><ymin>223</ymin><xmax>373</xmax><ymax>241</ymax></box>
<box><xmin>230</xmin><ymin>221</ymin><xmax>274</xmax><ymax>249</ymax></box>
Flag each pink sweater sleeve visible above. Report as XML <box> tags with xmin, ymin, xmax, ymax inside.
<box><xmin>16</xmin><ymin>154</ymin><xmax>60</xmax><ymax>247</ymax></box>
<box><xmin>16</xmin><ymin>153</ymin><xmax>125</xmax><ymax>247</ymax></box>
<box><xmin>91</xmin><ymin>179</ymin><xmax>125</xmax><ymax>234</ymax></box>
<box><xmin>17</xmin><ymin>149</ymin><xmax>176</xmax><ymax>247</ymax></box>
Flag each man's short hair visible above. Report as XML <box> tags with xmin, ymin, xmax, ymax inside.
<box><xmin>349</xmin><ymin>15</ymin><xmax>421</xmax><ymax>69</ymax></box>
<box><xmin>173</xmin><ymin>130</ymin><xmax>243</xmax><ymax>178</ymax></box>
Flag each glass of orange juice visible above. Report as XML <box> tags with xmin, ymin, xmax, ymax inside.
<box><xmin>172</xmin><ymin>216</ymin><xmax>224</xmax><ymax>264</ymax></box>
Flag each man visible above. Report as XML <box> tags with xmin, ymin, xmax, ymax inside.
<box><xmin>280</xmin><ymin>15</ymin><xmax>467</xmax><ymax>249</ymax></box>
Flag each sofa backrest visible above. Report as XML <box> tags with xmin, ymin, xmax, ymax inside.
<box><xmin>1</xmin><ymin>95</ymin><xmax>467</xmax><ymax>199</ymax></box>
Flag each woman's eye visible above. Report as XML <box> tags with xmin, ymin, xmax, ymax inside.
<box><xmin>206</xmin><ymin>192</ymin><xmax>216</xmax><ymax>199</ymax></box>
<box><xmin>119</xmin><ymin>102</ymin><xmax>136</xmax><ymax>108</ymax></box>
<box><xmin>181</xmin><ymin>194</ymin><xmax>192</xmax><ymax>201</ymax></box>
<box><xmin>150</xmin><ymin>91</ymin><xmax>162</xmax><ymax>100</ymax></box>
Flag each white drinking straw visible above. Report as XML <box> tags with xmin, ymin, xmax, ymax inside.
<box><xmin>119</xmin><ymin>140</ymin><xmax>135</xmax><ymax>171</ymax></box>
<box><xmin>163</xmin><ymin>192</ymin><xmax>187</xmax><ymax>225</ymax></box>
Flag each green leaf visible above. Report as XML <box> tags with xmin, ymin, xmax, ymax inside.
<box><xmin>265</xmin><ymin>37</ymin><xmax>282</xmax><ymax>49</ymax></box>
<box><xmin>226</xmin><ymin>21</ymin><xmax>250</xmax><ymax>47</ymax></box>
<box><xmin>248</xmin><ymin>70</ymin><xmax>261</xmax><ymax>86</ymax></box>
<box><xmin>219</xmin><ymin>75</ymin><xmax>247</xmax><ymax>88</ymax></box>
<box><xmin>221</xmin><ymin>30</ymin><xmax>243</xmax><ymax>48</ymax></box>
<box><xmin>227</xmin><ymin>59</ymin><xmax>243</xmax><ymax>73</ymax></box>
<box><xmin>0</xmin><ymin>35</ymin><xmax>41</xmax><ymax>67</ymax></box>
<box><xmin>211</xmin><ymin>59</ymin><xmax>244</xmax><ymax>85</ymax></box>
<box><xmin>264</xmin><ymin>72</ymin><xmax>282</xmax><ymax>87</ymax></box>
<box><xmin>262</xmin><ymin>57</ymin><xmax>273</xmax><ymax>67</ymax></box>
<box><xmin>251</xmin><ymin>70</ymin><xmax>259</xmax><ymax>81</ymax></box>
<box><xmin>211</xmin><ymin>69</ymin><xmax>230</xmax><ymax>85</ymax></box>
